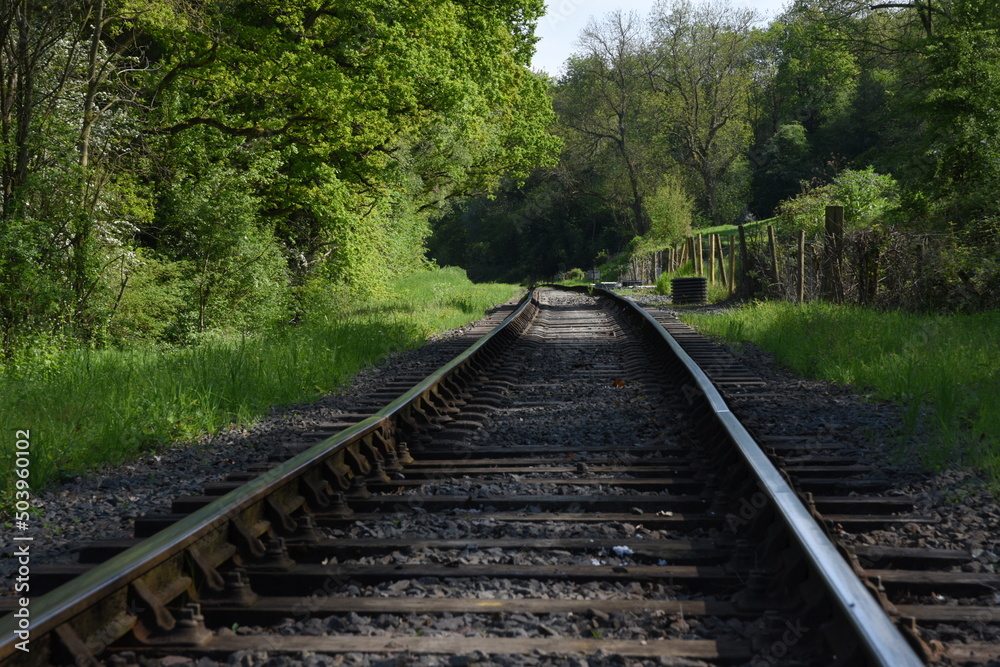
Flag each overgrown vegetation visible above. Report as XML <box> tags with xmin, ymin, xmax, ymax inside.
<box><xmin>0</xmin><ymin>0</ymin><xmax>556</xmax><ymax>355</ymax></box>
<box><xmin>0</xmin><ymin>268</ymin><xmax>519</xmax><ymax>505</ymax></box>
<box><xmin>683</xmin><ymin>303</ymin><xmax>1000</xmax><ymax>490</ymax></box>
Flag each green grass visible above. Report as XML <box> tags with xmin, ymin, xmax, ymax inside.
<box><xmin>691</xmin><ymin>218</ymin><xmax>772</xmax><ymax>238</ymax></box>
<box><xmin>681</xmin><ymin>302</ymin><xmax>1000</xmax><ymax>490</ymax></box>
<box><xmin>0</xmin><ymin>267</ymin><xmax>519</xmax><ymax>508</ymax></box>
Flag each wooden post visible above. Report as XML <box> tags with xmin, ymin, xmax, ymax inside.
<box><xmin>687</xmin><ymin>237</ymin><xmax>695</xmax><ymax>271</ymax></box>
<box><xmin>811</xmin><ymin>243</ymin><xmax>822</xmax><ymax>296</ymax></box>
<box><xmin>738</xmin><ymin>224</ymin><xmax>753</xmax><ymax>299</ymax></box>
<box><xmin>708</xmin><ymin>234</ymin><xmax>716</xmax><ymax>284</ymax></box>
<box><xmin>717</xmin><ymin>234</ymin><xmax>728</xmax><ymax>288</ymax></box>
<box><xmin>797</xmin><ymin>230</ymin><xmax>806</xmax><ymax>304</ymax></box>
<box><xmin>696</xmin><ymin>234</ymin><xmax>704</xmax><ymax>275</ymax></box>
<box><xmin>728</xmin><ymin>235</ymin><xmax>736</xmax><ymax>294</ymax></box>
<box><xmin>916</xmin><ymin>243</ymin><xmax>925</xmax><ymax>308</ymax></box>
<box><xmin>767</xmin><ymin>224</ymin><xmax>781</xmax><ymax>295</ymax></box>
<box><xmin>824</xmin><ymin>205</ymin><xmax>845</xmax><ymax>302</ymax></box>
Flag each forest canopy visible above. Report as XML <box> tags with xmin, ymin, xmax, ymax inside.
<box><xmin>0</xmin><ymin>0</ymin><xmax>558</xmax><ymax>354</ymax></box>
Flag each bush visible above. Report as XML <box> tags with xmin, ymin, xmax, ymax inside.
<box><xmin>564</xmin><ymin>268</ymin><xmax>586</xmax><ymax>281</ymax></box>
<box><xmin>646</xmin><ymin>173</ymin><xmax>695</xmax><ymax>243</ymax></box>
<box><xmin>776</xmin><ymin>167</ymin><xmax>898</xmax><ymax>235</ymax></box>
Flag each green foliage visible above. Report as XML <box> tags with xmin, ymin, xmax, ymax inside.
<box><xmin>155</xmin><ymin>130</ymin><xmax>290</xmax><ymax>337</ymax></box>
<box><xmin>753</xmin><ymin>123</ymin><xmax>813</xmax><ymax>216</ymax></box>
<box><xmin>0</xmin><ymin>267</ymin><xmax>519</xmax><ymax>503</ymax></box>
<box><xmin>916</xmin><ymin>0</ymin><xmax>1000</xmax><ymax>227</ymax></box>
<box><xmin>646</xmin><ymin>173</ymin><xmax>695</xmax><ymax>243</ymax></box>
<box><xmin>429</xmin><ymin>169</ymin><xmax>622</xmax><ymax>283</ymax></box>
<box><xmin>597</xmin><ymin>252</ymin><xmax>632</xmax><ymax>282</ymax></box>
<box><xmin>0</xmin><ymin>0</ymin><xmax>557</xmax><ymax>355</ymax></box>
<box><xmin>683</xmin><ymin>302</ymin><xmax>1000</xmax><ymax>491</ymax></box>
<box><xmin>104</xmin><ymin>253</ymin><xmax>190</xmax><ymax>344</ymax></box>
<box><xmin>769</xmin><ymin>7</ymin><xmax>859</xmax><ymax>136</ymax></box>
<box><xmin>775</xmin><ymin>167</ymin><xmax>898</xmax><ymax>235</ymax></box>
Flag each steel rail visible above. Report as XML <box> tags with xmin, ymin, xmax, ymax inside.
<box><xmin>0</xmin><ymin>290</ymin><xmax>539</xmax><ymax>665</ymax></box>
<box><xmin>591</xmin><ymin>287</ymin><xmax>923</xmax><ymax>667</ymax></box>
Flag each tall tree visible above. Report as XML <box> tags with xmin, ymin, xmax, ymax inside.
<box><xmin>647</xmin><ymin>0</ymin><xmax>760</xmax><ymax>224</ymax></box>
<box><xmin>555</xmin><ymin>11</ymin><xmax>659</xmax><ymax>236</ymax></box>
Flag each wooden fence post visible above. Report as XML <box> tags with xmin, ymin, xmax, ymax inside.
<box><xmin>823</xmin><ymin>205</ymin><xmax>845</xmax><ymax>302</ymax></box>
<box><xmin>728</xmin><ymin>235</ymin><xmax>736</xmax><ymax>294</ymax></box>
<box><xmin>767</xmin><ymin>224</ymin><xmax>781</xmax><ymax>295</ymax></box>
<box><xmin>737</xmin><ymin>224</ymin><xmax>753</xmax><ymax>299</ymax></box>
<box><xmin>717</xmin><ymin>234</ymin><xmax>728</xmax><ymax>288</ymax></box>
<box><xmin>797</xmin><ymin>230</ymin><xmax>806</xmax><ymax>304</ymax></box>
<box><xmin>708</xmin><ymin>234</ymin><xmax>716</xmax><ymax>284</ymax></box>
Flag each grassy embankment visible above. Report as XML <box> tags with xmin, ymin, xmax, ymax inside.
<box><xmin>0</xmin><ymin>268</ymin><xmax>520</xmax><ymax>507</ymax></box>
<box><xmin>682</xmin><ymin>303</ymin><xmax>1000</xmax><ymax>491</ymax></box>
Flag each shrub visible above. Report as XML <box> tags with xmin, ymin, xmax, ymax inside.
<box><xmin>646</xmin><ymin>173</ymin><xmax>695</xmax><ymax>243</ymax></box>
<box><xmin>776</xmin><ymin>167</ymin><xmax>898</xmax><ymax>235</ymax></box>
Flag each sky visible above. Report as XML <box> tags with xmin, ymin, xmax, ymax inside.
<box><xmin>531</xmin><ymin>0</ymin><xmax>792</xmax><ymax>76</ymax></box>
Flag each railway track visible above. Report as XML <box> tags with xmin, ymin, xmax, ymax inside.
<box><xmin>1</xmin><ymin>287</ymin><xmax>996</xmax><ymax>665</ymax></box>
